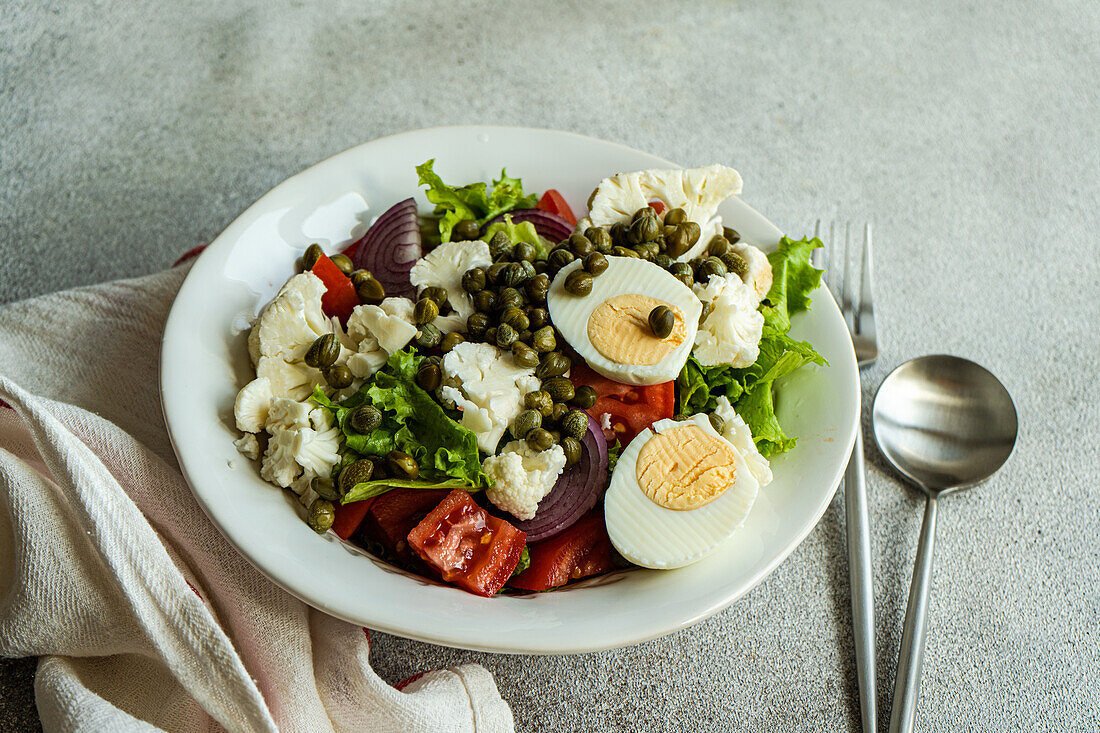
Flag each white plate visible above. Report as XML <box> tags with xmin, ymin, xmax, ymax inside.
<box><xmin>161</xmin><ymin>126</ymin><xmax>859</xmax><ymax>654</ymax></box>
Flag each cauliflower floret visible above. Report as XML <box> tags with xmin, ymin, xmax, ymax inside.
<box><xmin>266</xmin><ymin>397</ymin><xmax>313</xmax><ymax>432</ymax></box>
<box><xmin>483</xmin><ymin>441</ymin><xmax>567</xmax><ymax>520</ymax></box>
<box><xmin>713</xmin><ymin>396</ymin><xmax>772</xmax><ymax>487</ymax></box>
<box><xmin>256</xmin><ymin>357</ymin><xmax>325</xmax><ymax>402</ymax></box>
<box><xmin>234</xmin><ymin>377</ymin><xmax>273</xmax><ymax>432</ymax></box>
<box><xmin>233</xmin><ymin>433</ymin><xmax>261</xmax><ymax>460</ymax></box>
<box><xmin>408</xmin><ymin>240</ymin><xmax>492</xmax><ymax>319</ymax></box>
<box><xmin>598</xmin><ymin>412</ymin><xmax>612</xmax><ymax>431</ymax></box>
<box><xmin>295</xmin><ymin>424</ymin><xmax>341</xmax><ymax>478</ymax></box>
<box><xmin>261</xmin><ymin>429</ymin><xmax>303</xmax><ymax>487</ymax></box>
<box><xmin>248</xmin><ymin>272</ymin><xmax>332</xmax><ymax>366</ymax></box>
<box><xmin>346</xmin><ymin>301</ymin><xmax>417</xmax><ymax>355</ymax></box>
<box><xmin>577</xmin><ymin>165</ymin><xmax>743</xmax><ymax>262</ymax></box>
<box><xmin>732</xmin><ymin>243</ymin><xmax>773</xmax><ymax>306</ymax></box>
<box><xmin>290</xmin><ymin>472</ymin><xmax>320</xmax><ymax>508</ymax></box>
<box><xmin>440</xmin><ymin>342</ymin><xmax>540</xmax><ymax>453</ymax></box>
<box><xmin>693</xmin><ymin>274</ymin><xmax>765</xmax><ymax>367</ymax></box>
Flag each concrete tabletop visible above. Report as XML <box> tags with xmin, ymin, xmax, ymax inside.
<box><xmin>3</xmin><ymin>1</ymin><xmax>1098</xmax><ymax>730</ymax></box>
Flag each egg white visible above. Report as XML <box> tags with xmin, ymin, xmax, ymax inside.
<box><xmin>604</xmin><ymin>414</ymin><xmax>760</xmax><ymax>569</ymax></box>
<box><xmin>546</xmin><ymin>257</ymin><xmax>701</xmax><ymax>385</ymax></box>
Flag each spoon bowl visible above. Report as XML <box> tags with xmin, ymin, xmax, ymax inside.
<box><xmin>872</xmin><ymin>354</ymin><xmax>1018</xmax><ymax>733</ymax></box>
<box><xmin>873</xmin><ymin>354</ymin><xmax>1018</xmax><ymax>495</ymax></box>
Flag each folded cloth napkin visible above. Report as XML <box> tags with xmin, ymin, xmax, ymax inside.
<box><xmin>0</xmin><ymin>264</ymin><xmax>514</xmax><ymax>732</ymax></box>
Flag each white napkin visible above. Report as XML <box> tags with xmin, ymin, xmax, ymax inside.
<box><xmin>0</xmin><ymin>265</ymin><xmax>514</xmax><ymax>732</ymax></box>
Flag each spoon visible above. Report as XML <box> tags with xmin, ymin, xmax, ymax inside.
<box><xmin>872</xmin><ymin>355</ymin><xmax>1018</xmax><ymax>733</ymax></box>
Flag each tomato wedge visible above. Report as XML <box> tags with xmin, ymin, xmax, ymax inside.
<box><xmin>647</xmin><ymin>200</ymin><xmax>667</xmax><ymax>215</ymax></box>
<box><xmin>310</xmin><ymin>254</ymin><xmax>360</xmax><ymax>322</ymax></box>
<box><xmin>333</xmin><ymin>498</ymin><xmax>375</xmax><ymax>540</ymax></box>
<box><xmin>569</xmin><ymin>363</ymin><xmax>675</xmax><ymax>444</ymax></box>
<box><xmin>407</xmin><ymin>490</ymin><xmax>527</xmax><ymax>597</ymax></box>
<box><xmin>507</xmin><ymin>509</ymin><xmax>615</xmax><ymax>591</ymax></box>
<box><xmin>353</xmin><ymin>488</ymin><xmax>451</xmax><ymax>562</ymax></box>
<box><xmin>536</xmin><ymin>189</ymin><xmax>577</xmax><ymax>225</ymax></box>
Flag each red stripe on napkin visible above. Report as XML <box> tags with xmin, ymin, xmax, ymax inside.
<box><xmin>173</xmin><ymin>245</ymin><xmax>208</xmax><ymax>267</ymax></box>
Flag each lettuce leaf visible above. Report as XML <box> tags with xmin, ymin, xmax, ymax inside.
<box><xmin>311</xmin><ymin>350</ymin><xmax>489</xmax><ymax>488</ymax></box>
<box><xmin>343</xmin><ymin>476</ymin><xmax>474</xmax><ymax>504</ymax></box>
<box><xmin>415</xmin><ymin>159</ymin><xmax>538</xmax><ymax>242</ymax></box>
<box><xmin>675</xmin><ymin>236</ymin><xmax>827</xmax><ymax>457</ymax></box>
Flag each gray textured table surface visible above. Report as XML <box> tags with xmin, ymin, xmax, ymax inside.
<box><xmin>3</xmin><ymin>1</ymin><xmax>1098</xmax><ymax>731</ymax></box>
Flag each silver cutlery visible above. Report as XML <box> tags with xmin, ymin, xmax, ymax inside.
<box><xmin>814</xmin><ymin>221</ymin><xmax>878</xmax><ymax>733</ymax></box>
<box><xmin>872</xmin><ymin>356</ymin><xmax>1017</xmax><ymax>733</ymax></box>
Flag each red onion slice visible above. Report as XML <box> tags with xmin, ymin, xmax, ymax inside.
<box><xmin>349</xmin><ymin>198</ymin><xmax>420</xmax><ymax>299</ymax></box>
<box><xmin>483</xmin><ymin>208</ymin><xmax>574</xmax><ymax>245</ymax></box>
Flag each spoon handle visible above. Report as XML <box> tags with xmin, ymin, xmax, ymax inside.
<box><xmin>889</xmin><ymin>495</ymin><xmax>938</xmax><ymax>733</ymax></box>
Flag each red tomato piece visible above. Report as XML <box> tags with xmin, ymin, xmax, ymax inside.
<box><xmin>536</xmin><ymin>189</ymin><xmax>577</xmax><ymax>225</ymax></box>
<box><xmin>647</xmin><ymin>200</ymin><xmax>667</xmax><ymax>215</ymax></box>
<box><xmin>407</xmin><ymin>490</ymin><xmax>527</xmax><ymax>597</ymax></box>
<box><xmin>570</xmin><ymin>363</ymin><xmax>676</xmax><ymax>444</ymax></box>
<box><xmin>353</xmin><ymin>488</ymin><xmax>451</xmax><ymax>562</ymax></box>
<box><xmin>333</xmin><ymin>497</ymin><xmax>375</xmax><ymax>540</ymax></box>
<box><xmin>507</xmin><ymin>509</ymin><xmax>615</xmax><ymax>591</ymax></box>
<box><xmin>310</xmin><ymin>254</ymin><xmax>360</xmax><ymax>322</ymax></box>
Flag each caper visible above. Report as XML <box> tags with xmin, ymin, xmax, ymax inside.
<box><xmin>526</xmin><ymin>427</ymin><xmax>555</xmax><ymax>452</ymax></box>
<box><xmin>487</xmin><ymin>262</ymin><xmax>508</xmax><ymax>285</ymax></box>
<box><xmin>721</xmin><ymin>251</ymin><xmax>749</xmax><ymax>279</ymax></box>
<box><xmin>708</xmin><ymin>412</ymin><xmax>726</xmax><ymax>433</ymax></box>
<box><xmin>356</xmin><ymin>275</ymin><xmax>386</xmax><ymax>304</ymax></box>
<box><xmin>722</xmin><ymin>226</ymin><xmax>741</xmax><ymax>244</ymax></box>
<box><xmin>466</xmin><ymin>312</ymin><xmax>490</xmax><ymax>340</ymax></box>
<box><xmin>307</xmin><ymin>498</ymin><xmax>336</xmax><ymax>533</ymax></box>
<box><xmin>484</xmin><ymin>326</ymin><xmax>497</xmax><ymax>345</ymax></box>
<box><xmin>301</xmin><ymin>243</ymin><xmax>325</xmax><ymax>271</ymax></box>
<box><xmin>414</xmin><ymin>297</ymin><xmax>439</xmax><ymax>325</ymax></box>
<box><xmin>364</xmin><ymin>455</ymin><xmax>389</xmax><ymax>480</ymax></box>
<box><xmin>700</xmin><ymin>256</ymin><xmax>728</xmax><ymax>280</ymax></box>
<box><xmin>547</xmin><ymin>248</ymin><xmax>575</xmax><ymax>272</ymax></box>
<box><xmin>564</xmin><ymin>269</ymin><xmax>593</xmax><ymax>296</ymax></box>
<box><xmin>324</xmin><ymin>364</ymin><xmax>353</xmax><ymax>389</ymax></box>
<box><xmin>586</xmin><ymin>227</ymin><xmax>613</xmax><ymax>253</ymax></box>
<box><xmin>534</xmin><ymin>259</ymin><xmax>549</xmax><ymax>274</ymax></box>
<box><xmin>698</xmin><ymin>300</ymin><xmax>712</xmax><ymax>325</ymax></box>
<box><xmin>571</xmin><ymin>384</ymin><xmax>598</xmax><ymax>409</ymax></box>
<box><xmin>488</xmin><ymin>231</ymin><xmax>512</xmax><ymax>259</ymax></box>
<box><xmin>518</xmin><ymin>259</ymin><xmax>537</xmax><ymax>280</ymax></box>
<box><xmin>542</xmin><ymin>376</ymin><xmax>575</xmax><ymax>403</ymax></box>
<box><xmin>329</xmin><ymin>253</ymin><xmax>355</xmax><ymax>275</ymax></box>
<box><xmin>669</xmin><ymin>261</ymin><xmax>694</xmax><ymax>288</ymax></box>
<box><xmin>665</xmin><ymin>226</ymin><xmax>691</xmax><ymax>257</ymax></box>
<box><xmin>664</xmin><ymin>207</ymin><xmax>687</xmax><ymax>226</ymax></box>
<box><xmin>548</xmin><ymin>402</ymin><xmax>569</xmax><ymax>426</ymax></box>
<box><xmin>350</xmin><ymin>269</ymin><xmax>372</xmax><ymax>287</ymax></box>
<box><xmin>512</xmin><ymin>409</ymin><xmax>543</xmax><ymax>438</ymax></box>
<box><xmin>548</xmin><ymin>429</ymin><xmax>563</xmax><ymax>444</ymax></box>
<box><xmin>524</xmin><ymin>390</ymin><xmax>554</xmax><ymax>417</ymax></box>
<box><xmin>386</xmin><ymin>450</ymin><xmax>419</xmax><ymax>480</ymax></box>
<box><xmin>440</xmin><ymin>332</ymin><xmax>465</xmax><ymax>353</ymax></box>
<box><xmin>507</xmin><ymin>262</ymin><xmax>531</xmax><ymax>287</ymax></box>
<box><xmin>653</xmin><ymin>253</ymin><xmax>673</xmax><ymax>270</ymax></box>
<box><xmin>512</xmin><ymin>241</ymin><xmax>537</xmax><ymax>262</ymax></box>
<box><xmin>512</xmin><ymin>342</ymin><xmax>540</xmax><ymax>368</ymax></box>
<box><xmin>501</xmin><ymin>305</ymin><xmax>529</xmax><ymax>332</ymax></box>
<box><xmin>634</xmin><ymin>241</ymin><xmax>659</xmax><ymax>260</ymax></box>
<box><xmin>453</xmin><ymin>219</ymin><xmax>481</xmax><ymax>241</ymax></box>
<box><xmin>474</xmin><ymin>289</ymin><xmax>497</xmax><ymax>313</ymax></box>
<box><xmin>349</xmin><ymin>404</ymin><xmax>383</xmax><ymax>433</ymax></box>
<box><xmin>629</xmin><ymin>215</ymin><xmax>661</xmax><ymax>244</ymax></box>
<box><xmin>707</xmin><ymin>235</ymin><xmax>731</xmax><ymax>257</ymax></box>
<box><xmin>527</xmin><ymin>307</ymin><xmax>549</xmax><ymax>330</ymax></box>
<box><xmin>462</xmin><ymin>267</ymin><xmax>487</xmax><ymax>293</ymax></box>
<box><xmin>311</xmin><ymin>477</ymin><xmax>341</xmax><ymax>502</ymax></box>
<box><xmin>611</xmin><ymin>245</ymin><xmax>640</xmax><ymax>258</ymax></box>
<box><xmin>420</xmin><ymin>286</ymin><xmax>447</xmax><ymax>306</ymax></box>
<box><xmin>561</xmin><ymin>409</ymin><xmax>589</xmax><ymax>440</ymax></box>
<box><xmin>413</xmin><ymin>322</ymin><xmax>442</xmax><ymax>349</ymax></box>
<box><xmin>525</xmin><ymin>273</ymin><xmax>551</xmax><ymax>304</ymax></box>
<box><xmin>305</xmin><ymin>333</ymin><xmax>341</xmax><ymax>369</ymax></box>
<box><xmin>583</xmin><ymin>252</ymin><xmax>609</xmax><ymax>276</ymax></box>
<box><xmin>495</xmin><ymin>322</ymin><xmax>518</xmax><ymax>348</ymax></box>
<box><xmin>517</xmin><ymin>328</ymin><xmax>533</xmax><ymax>344</ymax></box>
<box><xmin>560</xmin><ymin>436</ymin><xmax>584</xmax><ymax>468</ymax></box>
<box><xmin>568</xmin><ymin>234</ymin><xmax>595</xmax><ymax>258</ymax></box>
<box><xmin>415</xmin><ymin>362</ymin><xmax>442</xmax><ymax>391</ymax></box>
<box><xmin>648</xmin><ymin>305</ymin><xmax>675</xmax><ymax>340</ymax></box>
<box><xmin>682</xmin><ymin>221</ymin><xmax>701</xmax><ymax>246</ymax></box>
<box><xmin>498</xmin><ymin>287</ymin><xmax>524</xmax><ymax>310</ymax></box>
<box><xmin>536</xmin><ymin>351</ymin><xmax>571</xmax><ymax>380</ymax></box>
<box><xmin>531</xmin><ymin>325</ymin><xmax>557</xmax><ymax>353</ymax></box>
<box><xmin>609</xmin><ymin>222</ymin><xmax>629</xmax><ymax>246</ymax></box>
<box><xmin>632</xmin><ymin>205</ymin><xmax>658</xmax><ymax>223</ymax></box>
<box><xmin>338</xmin><ymin>459</ymin><xmax>375</xmax><ymax>495</ymax></box>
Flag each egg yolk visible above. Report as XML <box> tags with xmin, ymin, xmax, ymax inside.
<box><xmin>586</xmin><ymin>294</ymin><xmax>686</xmax><ymax>366</ymax></box>
<box><xmin>635</xmin><ymin>425</ymin><xmax>738</xmax><ymax>510</ymax></box>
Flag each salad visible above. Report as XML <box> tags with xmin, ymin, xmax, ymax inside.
<box><xmin>232</xmin><ymin>160</ymin><xmax>826</xmax><ymax>597</ymax></box>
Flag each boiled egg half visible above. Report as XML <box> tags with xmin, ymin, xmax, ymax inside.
<box><xmin>547</xmin><ymin>257</ymin><xmax>701</xmax><ymax>385</ymax></box>
<box><xmin>604</xmin><ymin>413</ymin><xmax>760</xmax><ymax>569</ymax></box>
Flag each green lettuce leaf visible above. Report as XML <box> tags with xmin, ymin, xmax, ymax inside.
<box><xmin>759</xmin><ymin>236</ymin><xmax>825</xmax><ymax>333</ymax></box>
<box><xmin>311</xmin><ymin>350</ymin><xmax>489</xmax><ymax>490</ymax></box>
<box><xmin>343</xmin><ymin>476</ymin><xmax>474</xmax><ymax>504</ymax></box>
<box><xmin>480</xmin><ymin>214</ymin><xmax>551</xmax><ymax>259</ymax></box>
<box><xmin>415</xmin><ymin>159</ymin><xmax>538</xmax><ymax>242</ymax></box>
<box><xmin>511</xmin><ymin>546</ymin><xmax>531</xmax><ymax>577</ymax></box>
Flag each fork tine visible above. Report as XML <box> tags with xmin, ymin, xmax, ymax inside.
<box><xmin>812</xmin><ymin>220</ymin><xmax>829</xmax><ymax>290</ymax></box>
<box><xmin>858</xmin><ymin>222</ymin><xmax>876</xmax><ymax>344</ymax></box>
<box><xmin>841</xmin><ymin>222</ymin><xmax>854</xmax><ymax>335</ymax></box>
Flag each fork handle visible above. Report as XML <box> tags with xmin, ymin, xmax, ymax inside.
<box><xmin>846</xmin><ymin>423</ymin><xmax>877</xmax><ymax>732</ymax></box>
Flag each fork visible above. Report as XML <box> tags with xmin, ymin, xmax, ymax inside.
<box><xmin>814</xmin><ymin>221</ymin><xmax>879</xmax><ymax>733</ymax></box>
